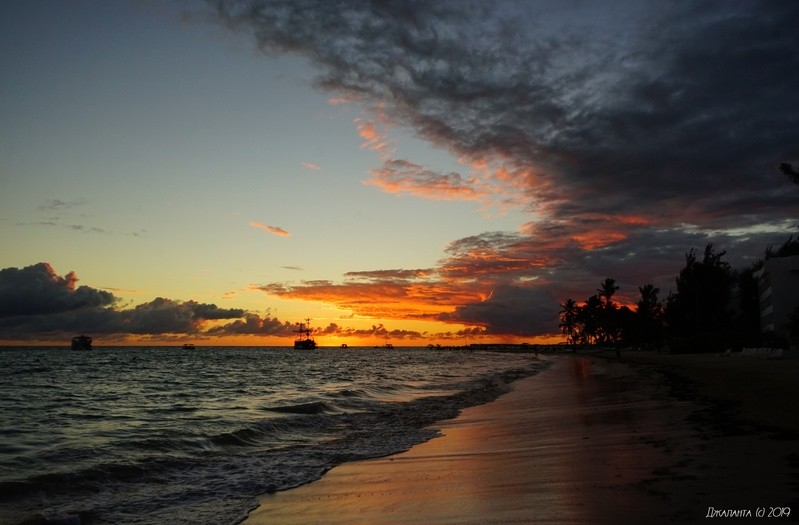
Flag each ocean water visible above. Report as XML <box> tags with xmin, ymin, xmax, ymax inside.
<box><xmin>0</xmin><ymin>346</ymin><xmax>546</xmax><ymax>524</ymax></box>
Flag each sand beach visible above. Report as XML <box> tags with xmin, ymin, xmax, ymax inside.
<box><xmin>244</xmin><ymin>352</ymin><xmax>798</xmax><ymax>524</ymax></box>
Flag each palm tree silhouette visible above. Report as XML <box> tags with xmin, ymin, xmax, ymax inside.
<box><xmin>559</xmin><ymin>298</ymin><xmax>580</xmax><ymax>345</ymax></box>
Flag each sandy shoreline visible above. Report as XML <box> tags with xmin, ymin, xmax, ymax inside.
<box><xmin>243</xmin><ymin>353</ymin><xmax>798</xmax><ymax>524</ymax></box>
<box><xmin>606</xmin><ymin>349</ymin><xmax>799</xmax><ymax>433</ymax></box>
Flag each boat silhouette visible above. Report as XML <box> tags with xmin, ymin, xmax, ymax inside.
<box><xmin>71</xmin><ymin>335</ymin><xmax>92</xmax><ymax>351</ymax></box>
<box><xmin>294</xmin><ymin>318</ymin><xmax>317</xmax><ymax>349</ymax></box>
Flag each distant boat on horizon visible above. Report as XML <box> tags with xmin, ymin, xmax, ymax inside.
<box><xmin>71</xmin><ymin>335</ymin><xmax>92</xmax><ymax>351</ymax></box>
<box><xmin>294</xmin><ymin>318</ymin><xmax>317</xmax><ymax>350</ymax></box>
<box><xmin>182</xmin><ymin>343</ymin><xmax>195</xmax><ymax>349</ymax></box>
<box><xmin>375</xmin><ymin>335</ymin><xmax>393</xmax><ymax>349</ymax></box>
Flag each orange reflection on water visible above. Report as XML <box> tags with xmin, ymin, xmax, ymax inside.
<box><xmin>258</xmin><ymin>357</ymin><xmax>679</xmax><ymax>524</ymax></box>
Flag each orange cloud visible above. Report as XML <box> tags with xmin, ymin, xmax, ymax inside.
<box><xmin>258</xmin><ymin>273</ymin><xmax>489</xmax><ymax>321</ymax></box>
<box><xmin>555</xmin><ymin>212</ymin><xmax>652</xmax><ymax>250</ymax></box>
<box><xmin>440</xmin><ymin>252</ymin><xmax>548</xmax><ymax>279</ymax></box>
<box><xmin>255</xmin><ymin>234</ymin><xmax>562</xmax><ymax>327</ymax></box>
<box><xmin>576</xmin><ymin>213</ymin><xmax>652</xmax><ymax>226</ymax></box>
<box><xmin>352</xmin><ymin>116</ymin><xmax>540</xmax><ymax>210</ymax></box>
<box><xmin>301</xmin><ymin>161</ymin><xmax>321</xmax><ymax>171</ymax></box>
<box><xmin>443</xmin><ymin>157</ymin><xmax>560</xmax><ymax>214</ymax></box>
<box><xmin>439</xmin><ymin>232</ymin><xmax>559</xmax><ymax>281</ymax></box>
<box><xmin>355</xmin><ymin>118</ymin><xmax>390</xmax><ymax>152</ymax></box>
<box><xmin>364</xmin><ymin>158</ymin><xmax>482</xmax><ymax>201</ymax></box>
<box><xmin>571</xmin><ymin>231</ymin><xmax>628</xmax><ymax>250</ymax></box>
<box><xmin>617</xmin><ymin>214</ymin><xmax>650</xmax><ymax>226</ymax></box>
<box><xmin>519</xmin><ymin>210</ymin><xmax>654</xmax><ymax>252</ymax></box>
<box><xmin>249</xmin><ymin>221</ymin><xmax>291</xmax><ymax>237</ymax></box>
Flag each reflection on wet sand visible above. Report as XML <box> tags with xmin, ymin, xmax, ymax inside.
<box><xmin>247</xmin><ymin>357</ymin><xmax>723</xmax><ymax>524</ymax></box>
<box><xmin>569</xmin><ymin>356</ymin><xmax>591</xmax><ymax>381</ymax></box>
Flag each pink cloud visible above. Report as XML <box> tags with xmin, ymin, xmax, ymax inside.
<box><xmin>364</xmin><ymin>158</ymin><xmax>482</xmax><ymax>201</ymax></box>
<box><xmin>328</xmin><ymin>96</ymin><xmax>356</xmax><ymax>105</ymax></box>
<box><xmin>355</xmin><ymin>118</ymin><xmax>391</xmax><ymax>153</ymax></box>
<box><xmin>249</xmin><ymin>221</ymin><xmax>291</xmax><ymax>237</ymax></box>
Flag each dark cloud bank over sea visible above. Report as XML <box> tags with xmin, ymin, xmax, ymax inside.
<box><xmin>0</xmin><ymin>263</ymin><xmax>432</xmax><ymax>341</ymax></box>
<box><xmin>0</xmin><ymin>263</ymin><xmax>276</xmax><ymax>341</ymax></box>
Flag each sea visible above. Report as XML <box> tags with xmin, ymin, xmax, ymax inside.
<box><xmin>0</xmin><ymin>346</ymin><xmax>548</xmax><ymax>524</ymax></box>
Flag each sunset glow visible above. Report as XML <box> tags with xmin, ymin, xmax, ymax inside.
<box><xmin>1</xmin><ymin>1</ymin><xmax>797</xmax><ymax>346</ymax></box>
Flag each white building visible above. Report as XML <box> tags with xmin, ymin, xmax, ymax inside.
<box><xmin>754</xmin><ymin>255</ymin><xmax>799</xmax><ymax>341</ymax></box>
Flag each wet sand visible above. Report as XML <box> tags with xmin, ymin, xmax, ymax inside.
<box><xmin>610</xmin><ymin>349</ymin><xmax>799</xmax><ymax>433</ymax></box>
<box><xmin>243</xmin><ymin>354</ymin><xmax>798</xmax><ymax>524</ymax></box>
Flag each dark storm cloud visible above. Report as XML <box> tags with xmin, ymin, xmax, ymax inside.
<box><xmin>0</xmin><ymin>263</ymin><xmax>248</xmax><ymax>339</ymax></box>
<box><xmin>442</xmin><ymin>284</ymin><xmax>558</xmax><ymax>336</ymax></box>
<box><xmin>214</xmin><ymin>0</ymin><xmax>798</xmax><ymax>217</ymax></box>
<box><xmin>205</xmin><ymin>313</ymin><xmax>295</xmax><ymax>336</ymax></box>
<box><xmin>439</xmin><ymin>231</ymin><xmax>551</xmax><ymax>279</ymax></box>
<box><xmin>212</xmin><ymin>0</ymin><xmax>799</xmax><ymax>336</ymax></box>
<box><xmin>0</xmin><ymin>263</ymin><xmax>116</xmax><ymax>318</ymax></box>
<box><xmin>189</xmin><ymin>301</ymin><xmax>245</xmax><ymax>320</ymax></box>
<box><xmin>106</xmin><ymin>298</ymin><xmax>246</xmax><ymax>334</ymax></box>
<box><xmin>553</xmin><ymin>2</ymin><xmax>799</xmax><ymax>222</ymax></box>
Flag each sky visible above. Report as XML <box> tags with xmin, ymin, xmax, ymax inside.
<box><xmin>1</xmin><ymin>0</ymin><xmax>797</xmax><ymax>346</ymax></box>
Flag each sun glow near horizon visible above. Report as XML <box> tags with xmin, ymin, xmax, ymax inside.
<box><xmin>1</xmin><ymin>2</ymin><xmax>797</xmax><ymax>347</ymax></box>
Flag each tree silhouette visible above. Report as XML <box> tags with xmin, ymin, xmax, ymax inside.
<box><xmin>557</xmin><ymin>237</ymin><xmax>796</xmax><ymax>351</ymax></box>
<box><xmin>765</xmin><ymin>234</ymin><xmax>799</xmax><ymax>259</ymax></box>
<box><xmin>635</xmin><ymin>284</ymin><xmax>664</xmax><ymax>347</ymax></box>
<box><xmin>596</xmin><ymin>278</ymin><xmax>620</xmax><ymax>345</ymax></box>
<box><xmin>597</xmin><ymin>278</ymin><xmax>619</xmax><ymax>306</ymax></box>
<box><xmin>560</xmin><ymin>279</ymin><xmax>626</xmax><ymax>347</ymax></box>
<box><xmin>779</xmin><ymin>163</ymin><xmax>799</xmax><ymax>184</ymax></box>
<box><xmin>577</xmin><ymin>294</ymin><xmax>603</xmax><ymax>345</ymax></box>
<box><xmin>665</xmin><ymin>244</ymin><xmax>735</xmax><ymax>352</ymax></box>
<box><xmin>559</xmin><ymin>298</ymin><xmax>580</xmax><ymax>345</ymax></box>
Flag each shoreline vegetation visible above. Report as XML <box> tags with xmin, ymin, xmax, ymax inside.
<box><xmin>244</xmin><ymin>351</ymin><xmax>798</xmax><ymax>524</ymax></box>
<box><xmin>559</xmin><ymin>237</ymin><xmax>799</xmax><ymax>355</ymax></box>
